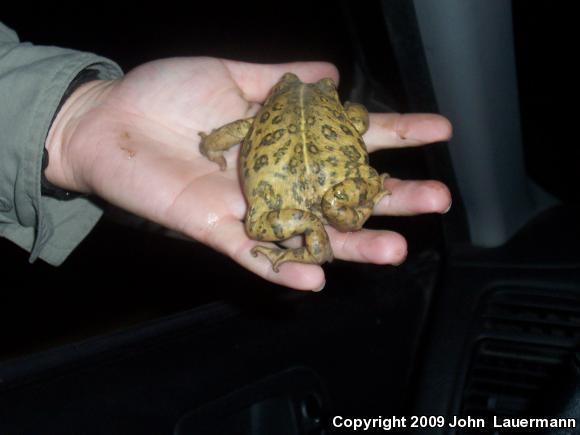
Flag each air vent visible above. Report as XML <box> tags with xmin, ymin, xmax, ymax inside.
<box><xmin>457</xmin><ymin>288</ymin><xmax>580</xmax><ymax>435</ymax></box>
<box><xmin>482</xmin><ymin>290</ymin><xmax>580</xmax><ymax>346</ymax></box>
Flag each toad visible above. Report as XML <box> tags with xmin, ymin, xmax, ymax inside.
<box><xmin>199</xmin><ymin>73</ymin><xmax>389</xmax><ymax>271</ymax></box>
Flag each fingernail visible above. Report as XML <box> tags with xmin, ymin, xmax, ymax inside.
<box><xmin>312</xmin><ymin>281</ymin><xmax>326</xmax><ymax>292</ymax></box>
<box><xmin>443</xmin><ymin>199</ymin><xmax>452</xmax><ymax>214</ymax></box>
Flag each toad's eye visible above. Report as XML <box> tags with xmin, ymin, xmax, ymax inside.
<box><xmin>334</xmin><ymin>191</ymin><xmax>346</xmax><ymax>200</ymax></box>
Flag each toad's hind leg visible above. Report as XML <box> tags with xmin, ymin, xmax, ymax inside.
<box><xmin>247</xmin><ymin>209</ymin><xmax>333</xmax><ymax>272</ymax></box>
<box><xmin>344</xmin><ymin>101</ymin><xmax>369</xmax><ymax>135</ymax></box>
<box><xmin>322</xmin><ymin>172</ymin><xmax>390</xmax><ymax>232</ymax></box>
<box><xmin>198</xmin><ymin>117</ymin><xmax>254</xmax><ymax>170</ymax></box>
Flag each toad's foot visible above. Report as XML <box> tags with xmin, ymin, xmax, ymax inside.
<box><xmin>251</xmin><ymin>245</ymin><xmax>333</xmax><ymax>273</ymax></box>
<box><xmin>247</xmin><ymin>209</ymin><xmax>333</xmax><ymax>272</ymax></box>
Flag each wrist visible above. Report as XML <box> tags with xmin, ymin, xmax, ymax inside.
<box><xmin>44</xmin><ymin>79</ymin><xmax>116</xmax><ymax>194</ymax></box>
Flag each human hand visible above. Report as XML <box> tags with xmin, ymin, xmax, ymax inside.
<box><xmin>45</xmin><ymin>57</ymin><xmax>452</xmax><ymax>291</ymax></box>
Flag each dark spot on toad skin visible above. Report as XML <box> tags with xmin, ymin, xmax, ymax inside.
<box><xmin>340</xmin><ymin>145</ymin><xmax>362</xmax><ymax>162</ymax></box>
<box><xmin>272</xmin><ymin>115</ymin><xmax>283</xmax><ymax>124</ymax></box>
<box><xmin>253</xmin><ymin>181</ymin><xmax>282</xmax><ymax>209</ymax></box>
<box><xmin>292</xmin><ymin>210</ymin><xmax>304</xmax><ymax>220</ymax></box>
<box><xmin>291</xmin><ymin>183</ymin><xmax>303</xmax><ymax>204</ymax></box>
<box><xmin>307</xmin><ymin>143</ymin><xmax>320</xmax><ymax>154</ymax></box>
<box><xmin>288</xmin><ymin>124</ymin><xmax>298</xmax><ymax>134</ymax></box>
<box><xmin>331</xmin><ymin>109</ymin><xmax>343</xmax><ymax>119</ymax></box>
<box><xmin>272</xmin><ymin>223</ymin><xmax>285</xmax><ymax>239</ymax></box>
<box><xmin>321</xmin><ymin>124</ymin><xmax>338</xmax><ymax>140</ymax></box>
<box><xmin>273</xmin><ymin>140</ymin><xmax>291</xmax><ymax>163</ymax></box>
<box><xmin>297</xmin><ymin>179</ymin><xmax>309</xmax><ymax>192</ymax></box>
<box><xmin>326</xmin><ymin>156</ymin><xmax>338</xmax><ymax>166</ymax></box>
<box><xmin>253</xmin><ymin>154</ymin><xmax>269</xmax><ymax>172</ymax></box>
<box><xmin>259</xmin><ymin>129</ymin><xmax>284</xmax><ymax>146</ymax></box>
<box><xmin>259</xmin><ymin>133</ymin><xmax>275</xmax><ymax>146</ymax></box>
<box><xmin>340</xmin><ymin>125</ymin><xmax>353</xmax><ymax>136</ymax></box>
<box><xmin>241</xmin><ymin>140</ymin><xmax>252</xmax><ymax>157</ymax></box>
<box><xmin>260</xmin><ymin>111</ymin><xmax>270</xmax><ymax>123</ymax></box>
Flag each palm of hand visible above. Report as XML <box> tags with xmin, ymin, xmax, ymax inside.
<box><xmin>83</xmin><ymin>58</ymin><xmax>254</xmax><ymax>241</ymax></box>
<box><xmin>63</xmin><ymin>57</ymin><xmax>452</xmax><ymax>290</ymax></box>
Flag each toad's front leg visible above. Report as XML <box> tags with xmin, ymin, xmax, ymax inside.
<box><xmin>246</xmin><ymin>209</ymin><xmax>333</xmax><ymax>272</ymax></box>
<box><xmin>198</xmin><ymin>117</ymin><xmax>254</xmax><ymax>170</ymax></box>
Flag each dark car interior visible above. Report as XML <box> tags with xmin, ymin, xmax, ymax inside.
<box><xmin>1</xmin><ymin>1</ymin><xmax>579</xmax><ymax>434</ymax></box>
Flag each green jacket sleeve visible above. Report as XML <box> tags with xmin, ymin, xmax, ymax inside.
<box><xmin>0</xmin><ymin>22</ymin><xmax>124</xmax><ymax>265</ymax></box>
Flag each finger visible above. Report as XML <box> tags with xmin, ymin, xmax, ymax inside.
<box><xmin>326</xmin><ymin>227</ymin><xmax>408</xmax><ymax>265</ymax></box>
<box><xmin>283</xmin><ymin>227</ymin><xmax>407</xmax><ymax>265</ymax></box>
<box><xmin>222</xmin><ymin>60</ymin><xmax>339</xmax><ymax>102</ymax></box>
<box><xmin>364</xmin><ymin>113</ymin><xmax>452</xmax><ymax>152</ymax></box>
<box><xmin>203</xmin><ymin>216</ymin><xmax>326</xmax><ymax>291</ymax></box>
<box><xmin>374</xmin><ymin>178</ymin><xmax>452</xmax><ymax>216</ymax></box>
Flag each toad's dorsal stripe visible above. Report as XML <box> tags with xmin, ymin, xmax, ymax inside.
<box><xmin>299</xmin><ymin>83</ymin><xmax>310</xmax><ymax>175</ymax></box>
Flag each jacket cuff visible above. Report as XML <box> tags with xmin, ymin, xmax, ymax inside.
<box><xmin>0</xmin><ymin>38</ymin><xmax>123</xmax><ymax>265</ymax></box>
